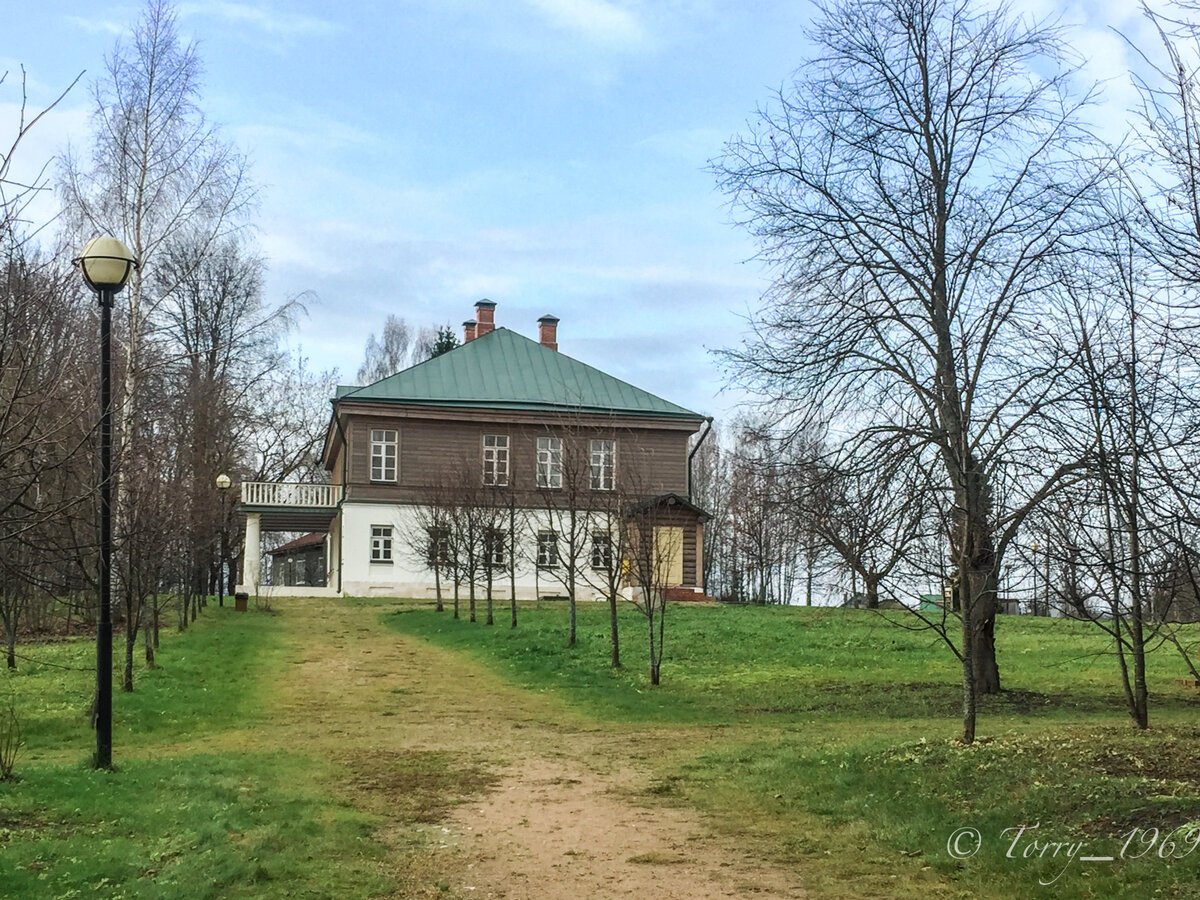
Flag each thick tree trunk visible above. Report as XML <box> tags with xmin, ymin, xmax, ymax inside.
<box><xmin>972</xmin><ymin>611</ymin><xmax>1000</xmax><ymax>694</ymax></box>
<box><xmin>1131</xmin><ymin>608</ymin><xmax>1149</xmax><ymax>729</ymax></box>
<box><xmin>865</xmin><ymin>577</ymin><xmax>880</xmax><ymax>610</ymax></box>
<box><xmin>955</xmin><ymin>462</ymin><xmax>1002</xmax><ymax>696</ymax></box>
<box><xmin>963</xmin><ymin>566</ymin><xmax>1001</xmax><ymax>695</ymax></box>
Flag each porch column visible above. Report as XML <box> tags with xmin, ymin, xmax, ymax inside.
<box><xmin>243</xmin><ymin>512</ymin><xmax>261</xmax><ymax>589</ymax></box>
<box><xmin>328</xmin><ymin>516</ymin><xmax>341</xmax><ymax>592</ymax></box>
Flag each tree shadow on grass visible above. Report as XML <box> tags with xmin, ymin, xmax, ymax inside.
<box><xmin>737</xmin><ymin>681</ymin><xmax>1200</xmax><ymax>719</ymax></box>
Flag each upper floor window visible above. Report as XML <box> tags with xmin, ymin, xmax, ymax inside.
<box><xmin>536</xmin><ymin>436</ymin><xmax>562</xmax><ymax>489</ymax></box>
<box><xmin>371</xmin><ymin>525</ymin><xmax>393</xmax><ymax>563</ymax></box>
<box><xmin>483</xmin><ymin>434</ymin><xmax>509</xmax><ymax>486</ymax></box>
<box><xmin>537</xmin><ymin>530</ymin><xmax>559</xmax><ymax>568</ymax></box>
<box><xmin>590</xmin><ymin>439</ymin><xmax>615</xmax><ymax>491</ymax></box>
<box><xmin>370</xmin><ymin>429</ymin><xmax>398</xmax><ymax>482</ymax></box>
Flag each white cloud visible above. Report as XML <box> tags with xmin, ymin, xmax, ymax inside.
<box><xmin>523</xmin><ymin>0</ymin><xmax>648</xmax><ymax>48</ymax></box>
<box><xmin>179</xmin><ymin>2</ymin><xmax>342</xmax><ymax>40</ymax></box>
<box><xmin>63</xmin><ymin>16</ymin><xmax>126</xmax><ymax>37</ymax></box>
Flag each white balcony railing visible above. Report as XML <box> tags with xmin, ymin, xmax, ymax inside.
<box><xmin>241</xmin><ymin>482</ymin><xmax>342</xmax><ymax>508</ymax></box>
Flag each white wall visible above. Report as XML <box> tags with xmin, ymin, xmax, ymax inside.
<box><xmin>337</xmin><ymin>502</ymin><xmax>612</xmax><ymax>601</ymax></box>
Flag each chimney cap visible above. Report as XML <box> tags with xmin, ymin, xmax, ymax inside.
<box><xmin>537</xmin><ymin>314</ymin><xmax>560</xmax><ymax>324</ymax></box>
<box><xmin>463</xmin><ymin>319</ymin><xmax>477</xmax><ymax>327</ymax></box>
<box><xmin>475</xmin><ymin>298</ymin><xmax>497</xmax><ymax>310</ymax></box>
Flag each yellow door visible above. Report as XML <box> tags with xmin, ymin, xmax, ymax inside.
<box><xmin>654</xmin><ymin>526</ymin><xmax>685</xmax><ymax>587</ymax></box>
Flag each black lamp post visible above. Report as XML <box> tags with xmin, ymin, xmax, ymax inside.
<box><xmin>74</xmin><ymin>236</ymin><xmax>137</xmax><ymax>771</ymax></box>
<box><xmin>216</xmin><ymin>474</ymin><xmax>231</xmax><ymax>607</ymax></box>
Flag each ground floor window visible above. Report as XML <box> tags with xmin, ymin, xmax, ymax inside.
<box><xmin>537</xmin><ymin>530</ymin><xmax>559</xmax><ymax>568</ymax></box>
<box><xmin>591</xmin><ymin>532</ymin><xmax>613</xmax><ymax>571</ymax></box>
<box><xmin>485</xmin><ymin>528</ymin><xmax>507</xmax><ymax>568</ymax></box>
<box><xmin>427</xmin><ymin>526</ymin><xmax>450</xmax><ymax>566</ymax></box>
<box><xmin>371</xmin><ymin>525</ymin><xmax>393</xmax><ymax>563</ymax></box>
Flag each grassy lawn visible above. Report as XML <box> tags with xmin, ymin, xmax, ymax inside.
<box><xmin>387</xmin><ymin>601</ymin><xmax>1200</xmax><ymax>899</ymax></box>
<box><xmin>5</xmin><ymin>598</ymin><xmax>1199</xmax><ymax>899</ymax></box>
<box><xmin>0</xmin><ymin>606</ymin><xmax>389</xmax><ymax>900</ymax></box>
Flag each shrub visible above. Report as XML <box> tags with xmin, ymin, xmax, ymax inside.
<box><xmin>0</xmin><ymin>694</ymin><xmax>22</xmax><ymax>780</ymax></box>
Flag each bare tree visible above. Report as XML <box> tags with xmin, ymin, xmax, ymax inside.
<box><xmin>356</xmin><ymin>315</ymin><xmax>448</xmax><ymax>384</ymax></box>
<box><xmin>1033</xmin><ymin>180</ymin><xmax>1200</xmax><ymax>729</ymax></box>
<box><xmin>0</xmin><ymin>71</ymin><xmax>90</xmax><ymax>668</ymax></box>
<box><xmin>624</xmin><ymin>496</ymin><xmax>685</xmax><ymax>686</ymax></box>
<box><xmin>713</xmin><ymin>0</ymin><xmax>1100</xmax><ymax>743</ymax></box>
<box><xmin>243</xmin><ymin>353</ymin><xmax>336</xmax><ymax>483</ymax></box>
<box><xmin>536</xmin><ymin>425</ymin><xmax>607</xmax><ymax>647</ymax></box>
<box><xmin>1129</xmin><ymin>0</ymin><xmax>1200</xmax><ymax>286</ymax></box>
<box><xmin>58</xmin><ymin>0</ymin><xmax>258</xmax><ymax>645</ymax></box>
<box><xmin>402</xmin><ymin>466</ymin><xmax>461</xmax><ymax>612</ymax></box>
<box><xmin>579</xmin><ymin>473</ymin><xmax>634</xmax><ymax>668</ymax></box>
<box><xmin>59</xmin><ymin>0</ymin><xmax>255</xmax><ymax>463</ymax></box>
<box><xmin>810</xmin><ymin>445</ymin><xmax>931</xmax><ymax>611</ymax></box>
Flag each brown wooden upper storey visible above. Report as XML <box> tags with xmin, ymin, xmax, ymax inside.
<box><xmin>324</xmin><ymin>404</ymin><xmax>698</xmax><ymax>505</ymax></box>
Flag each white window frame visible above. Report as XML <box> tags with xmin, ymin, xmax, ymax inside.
<box><xmin>591</xmin><ymin>532</ymin><xmax>613</xmax><ymax>571</ymax></box>
<box><xmin>483</xmin><ymin>434</ymin><xmax>510</xmax><ymax>486</ymax></box>
<box><xmin>370</xmin><ymin>525</ymin><xmax>393</xmax><ymax>563</ymax></box>
<box><xmin>370</xmin><ymin>429</ymin><xmax>398</xmax><ymax>483</ymax></box>
<box><xmin>537</xmin><ymin>530</ymin><xmax>559</xmax><ymax>568</ymax></box>
<box><xmin>590</xmin><ymin>439</ymin><xmax>615</xmax><ymax>491</ymax></box>
<box><xmin>537</xmin><ymin>436</ymin><xmax>562</xmax><ymax>489</ymax></box>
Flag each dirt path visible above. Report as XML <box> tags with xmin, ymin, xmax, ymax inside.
<box><xmin>266</xmin><ymin>597</ymin><xmax>806</xmax><ymax>899</ymax></box>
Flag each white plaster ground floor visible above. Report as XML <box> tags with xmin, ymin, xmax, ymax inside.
<box><xmin>337</xmin><ymin>501</ymin><xmax>615</xmax><ymax>601</ymax></box>
<box><xmin>238</xmin><ymin>500</ymin><xmax>705</xmax><ymax>602</ymax></box>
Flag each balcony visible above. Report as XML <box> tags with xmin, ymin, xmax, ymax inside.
<box><xmin>239</xmin><ymin>482</ymin><xmax>342</xmax><ymax>531</ymax></box>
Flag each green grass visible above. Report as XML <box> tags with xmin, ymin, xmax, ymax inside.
<box><xmin>385</xmin><ymin>602</ymin><xmax>1200</xmax><ymax>725</ymax></box>
<box><xmin>6</xmin><ymin>598</ymin><xmax>1199</xmax><ymax>899</ymax></box>
<box><xmin>4</xmin><ymin>604</ymin><xmax>284</xmax><ymax>761</ymax></box>
<box><xmin>0</xmin><ymin>606</ymin><xmax>389</xmax><ymax>900</ymax></box>
<box><xmin>386</xmin><ymin>601</ymin><xmax>1200</xmax><ymax>899</ymax></box>
<box><xmin>0</xmin><ymin>753</ymin><xmax>385</xmax><ymax>900</ymax></box>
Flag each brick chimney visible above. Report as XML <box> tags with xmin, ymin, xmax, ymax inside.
<box><xmin>475</xmin><ymin>299</ymin><xmax>496</xmax><ymax>337</ymax></box>
<box><xmin>463</xmin><ymin>319</ymin><xmax>477</xmax><ymax>343</ymax></box>
<box><xmin>538</xmin><ymin>315</ymin><xmax>559</xmax><ymax>351</ymax></box>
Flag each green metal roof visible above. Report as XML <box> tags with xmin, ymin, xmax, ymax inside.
<box><xmin>335</xmin><ymin>327</ymin><xmax>702</xmax><ymax>421</ymax></box>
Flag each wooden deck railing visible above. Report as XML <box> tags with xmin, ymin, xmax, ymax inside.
<box><xmin>240</xmin><ymin>482</ymin><xmax>342</xmax><ymax>508</ymax></box>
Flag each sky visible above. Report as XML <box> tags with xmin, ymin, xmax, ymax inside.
<box><xmin>1</xmin><ymin>0</ymin><xmax>1161</xmax><ymax>421</ymax></box>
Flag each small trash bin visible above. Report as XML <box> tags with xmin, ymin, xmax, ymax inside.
<box><xmin>234</xmin><ymin>592</ymin><xmax>249</xmax><ymax>612</ymax></box>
